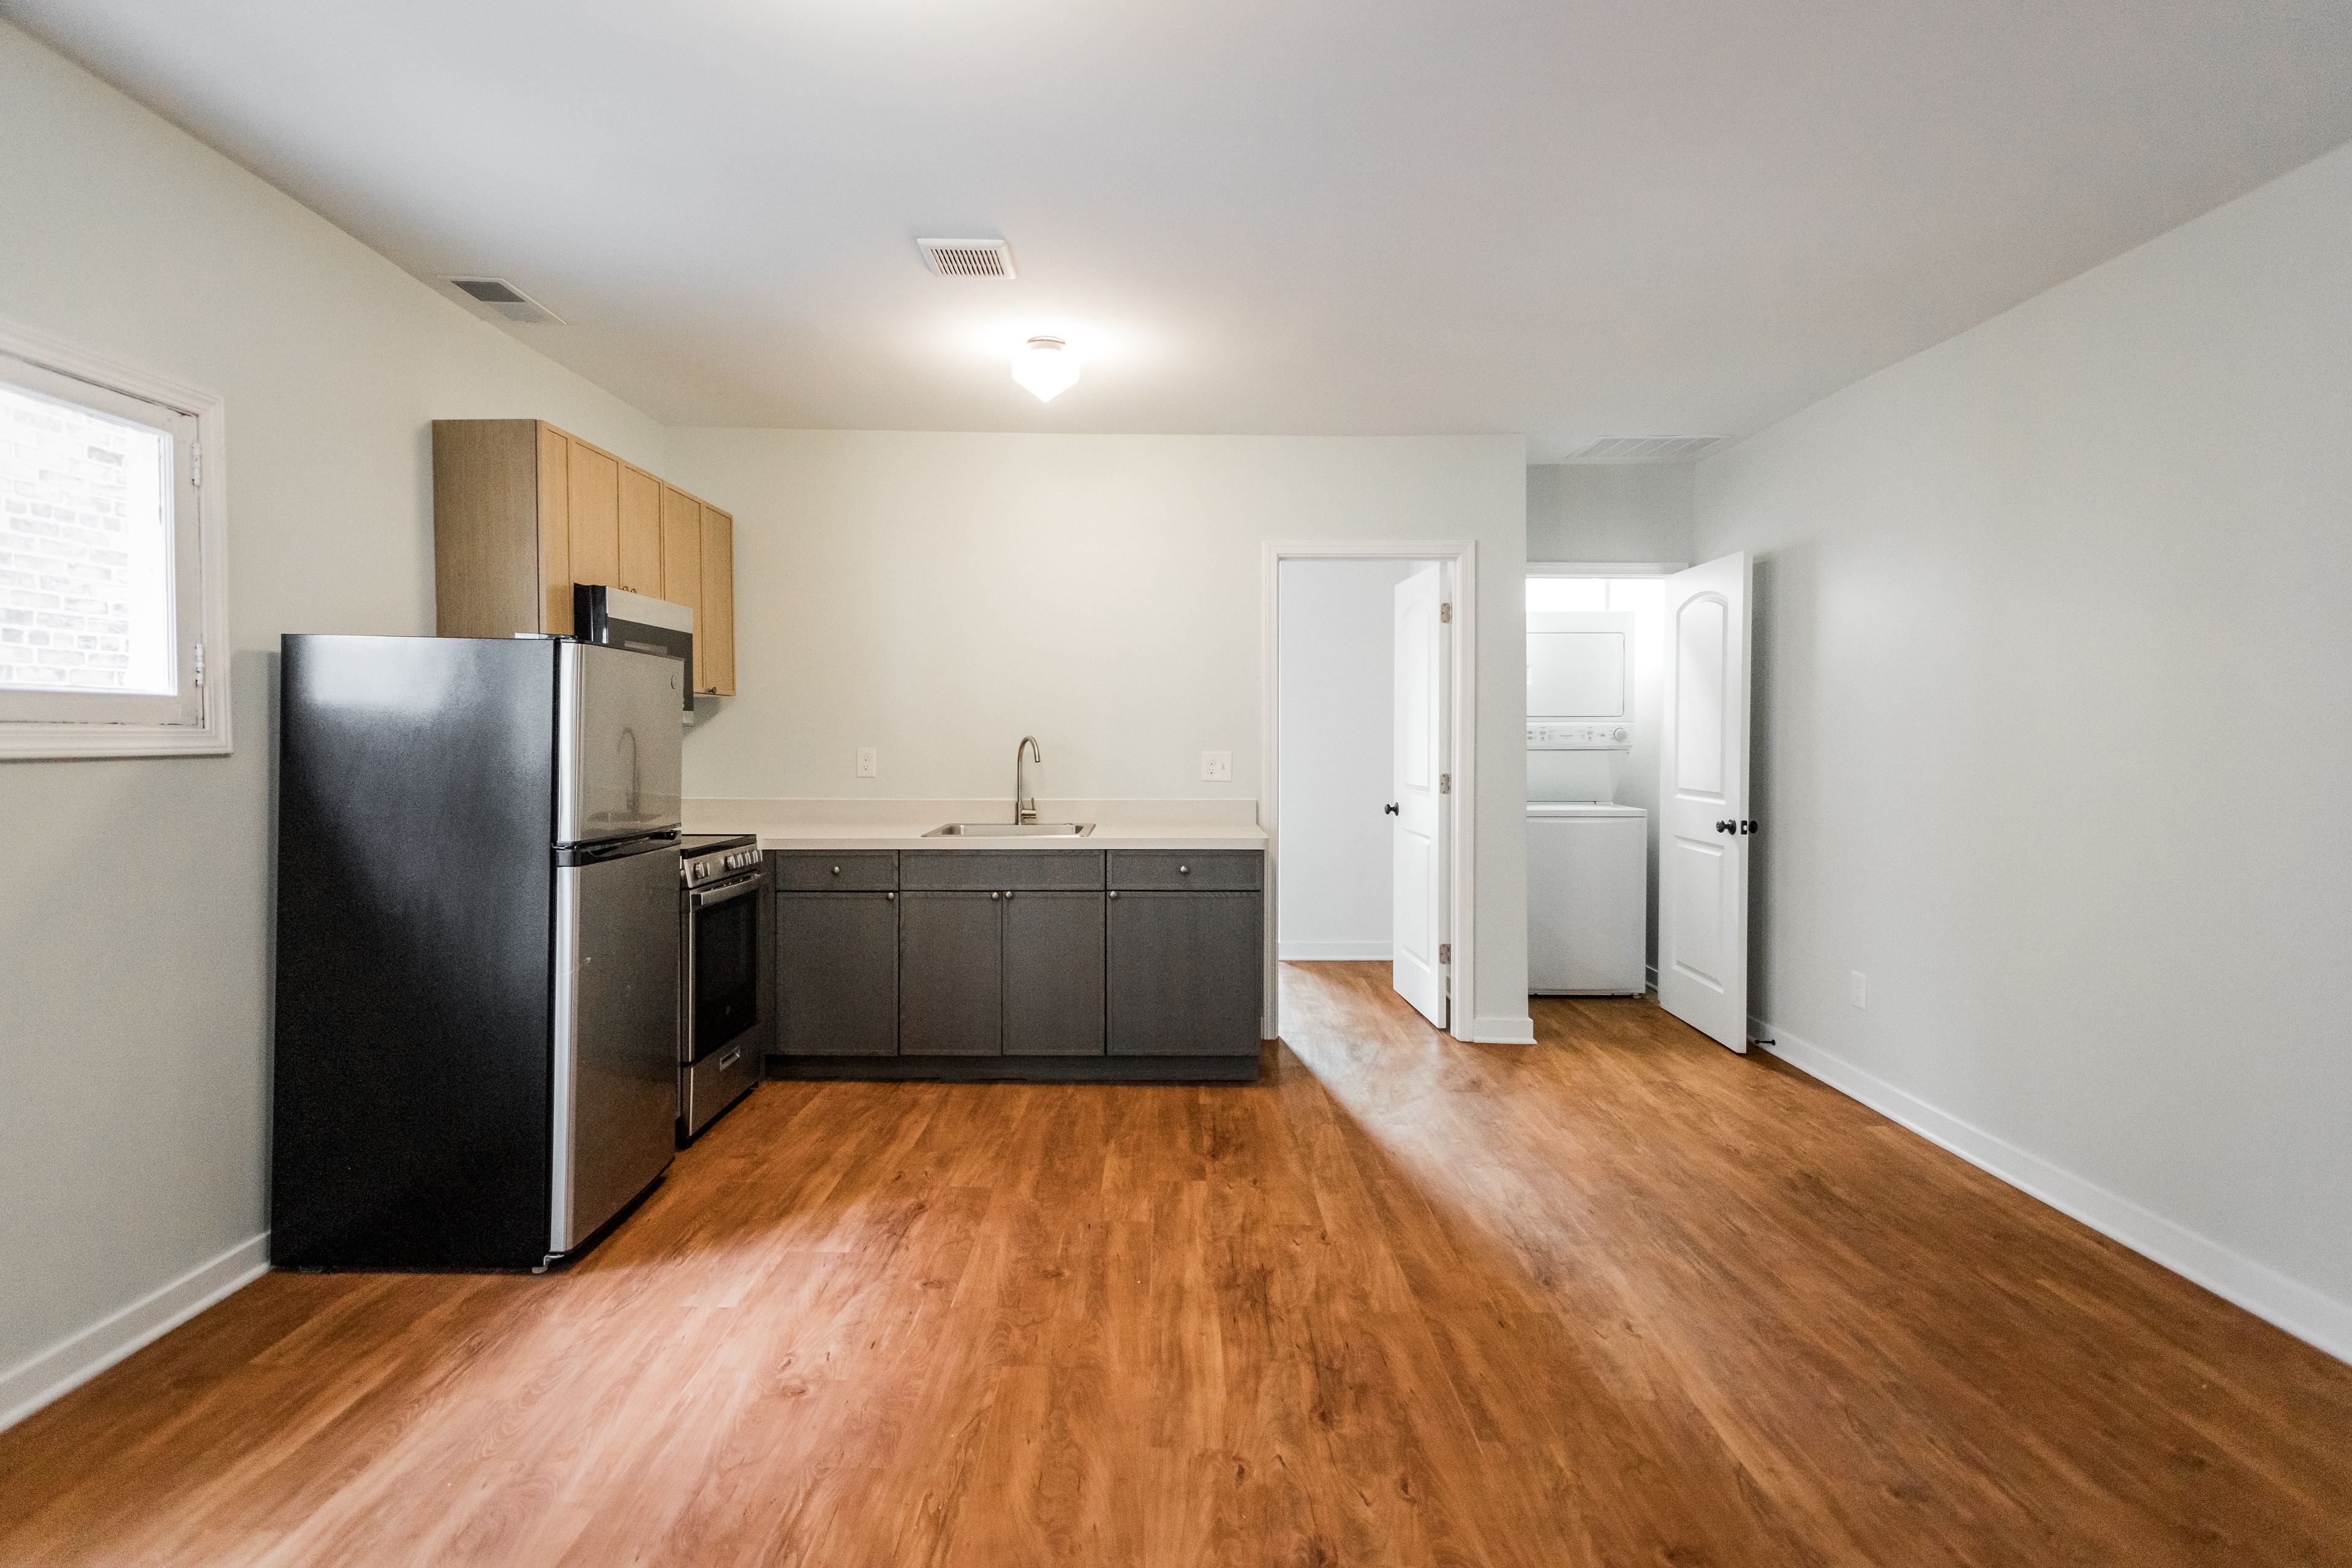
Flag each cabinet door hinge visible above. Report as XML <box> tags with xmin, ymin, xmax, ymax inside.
<box><xmin>1439</xmin><ymin>772</ymin><xmax>1450</xmax><ymax>794</ymax></box>
<box><xmin>1439</xmin><ymin>601</ymin><xmax>1451</xmax><ymax>623</ymax></box>
<box><xmin>192</xmin><ymin>641</ymin><xmax>204</xmax><ymax>687</ymax></box>
<box><xmin>1439</xmin><ymin>943</ymin><xmax>1451</xmax><ymax>965</ymax></box>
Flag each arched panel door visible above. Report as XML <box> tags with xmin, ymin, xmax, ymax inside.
<box><xmin>1656</xmin><ymin>553</ymin><xmax>1752</xmax><ymax>1052</ymax></box>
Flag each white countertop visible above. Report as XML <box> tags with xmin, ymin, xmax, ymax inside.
<box><xmin>683</xmin><ymin>797</ymin><xmax>1268</xmax><ymax>853</ymax></box>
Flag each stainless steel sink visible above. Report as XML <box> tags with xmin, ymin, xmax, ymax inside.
<box><xmin>924</xmin><ymin>822</ymin><xmax>1097</xmax><ymax>837</ymax></box>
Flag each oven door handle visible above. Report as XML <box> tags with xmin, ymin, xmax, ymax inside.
<box><xmin>690</xmin><ymin>872</ymin><xmax>765</xmax><ymax>910</ymax></box>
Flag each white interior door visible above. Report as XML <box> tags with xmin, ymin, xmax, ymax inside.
<box><xmin>1391</xmin><ymin>564</ymin><xmax>1449</xmax><ymax>1029</ymax></box>
<box><xmin>1656</xmin><ymin>552</ymin><xmax>1752</xmax><ymax>1052</ymax></box>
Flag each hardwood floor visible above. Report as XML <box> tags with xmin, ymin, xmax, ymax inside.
<box><xmin>4</xmin><ymin>962</ymin><xmax>2348</xmax><ymax>1566</ymax></box>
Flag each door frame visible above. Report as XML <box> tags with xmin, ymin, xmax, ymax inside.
<box><xmin>1261</xmin><ymin>540</ymin><xmax>1480</xmax><ymax>1042</ymax></box>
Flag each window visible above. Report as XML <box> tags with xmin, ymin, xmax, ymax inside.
<box><xmin>0</xmin><ymin>324</ymin><xmax>227</xmax><ymax>757</ymax></box>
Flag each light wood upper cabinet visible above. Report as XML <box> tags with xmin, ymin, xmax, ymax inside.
<box><xmin>699</xmin><ymin>502</ymin><xmax>736</xmax><ymax>696</ymax></box>
<box><xmin>617</xmin><ymin>464</ymin><xmax>662</xmax><ymax>596</ymax></box>
<box><xmin>536</xmin><ymin>423</ymin><xmax>573</xmax><ymax>634</ymax></box>
<box><xmin>431</xmin><ymin>419</ymin><xmax>738</xmax><ymax>695</ymax></box>
<box><xmin>659</xmin><ymin>484</ymin><xmax>704</xmax><ymax>687</ymax></box>
<box><xmin>565</xmin><ymin>439</ymin><xmax>621</xmax><ymax>597</ymax></box>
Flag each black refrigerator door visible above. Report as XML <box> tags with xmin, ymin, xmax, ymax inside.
<box><xmin>273</xmin><ymin>634</ymin><xmax>560</xmax><ymax>1269</ymax></box>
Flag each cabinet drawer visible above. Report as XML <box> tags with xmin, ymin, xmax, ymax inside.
<box><xmin>1106</xmin><ymin>850</ymin><xmax>1262</xmax><ymax>891</ymax></box>
<box><xmin>902</xmin><ymin>849</ymin><xmax>1104</xmax><ymax>891</ymax></box>
<box><xmin>771</xmin><ymin>850</ymin><xmax>898</xmax><ymax>891</ymax></box>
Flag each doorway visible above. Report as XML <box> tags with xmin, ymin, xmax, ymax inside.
<box><xmin>1525</xmin><ymin>557</ymin><xmax>1752</xmax><ymax>1052</ymax></box>
<box><xmin>1262</xmin><ymin>541</ymin><xmax>1479</xmax><ymax>1042</ymax></box>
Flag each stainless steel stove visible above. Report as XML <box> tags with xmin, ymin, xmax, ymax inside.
<box><xmin>677</xmin><ymin>834</ymin><xmax>763</xmax><ymax>1141</ymax></box>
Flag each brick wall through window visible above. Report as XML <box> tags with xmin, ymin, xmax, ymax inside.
<box><xmin>0</xmin><ymin>383</ymin><xmax>173</xmax><ymax>694</ymax></box>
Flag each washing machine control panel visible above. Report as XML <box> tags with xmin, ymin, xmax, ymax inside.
<box><xmin>1528</xmin><ymin>722</ymin><xmax>1632</xmax><ymax>750</ymax></box>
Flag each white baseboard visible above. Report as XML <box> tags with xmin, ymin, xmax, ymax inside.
<box><xmin>0</xmin><ymin>1234</ymin><xmax>270</xmax><ymax>1434</ymax></box>
<box><xmin>1754</xmin><ymin>1019</ymin><xmax>2352</xmax><ymax>1365</ymax></box>
<box><xmin>1468</xmin><ymin>1014</ymin><xmax>1538</xmax><ymax>1045</ymax></box>
<box><xmin>1278</xmin><ymin>941</ymin><xmax>1392</xmax><ymax>961</ymax></box>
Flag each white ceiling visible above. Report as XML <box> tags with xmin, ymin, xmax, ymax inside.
<box><xmin>9</xmin><ymin>0</ymin><xmax>2351</xmax><ymax>456</ymax></box>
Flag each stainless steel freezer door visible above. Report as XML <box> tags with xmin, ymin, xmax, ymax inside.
<box><xmin>557</xmin><ymin>642</ymin><xmax>684</xmax><ymax>845</ymax></box>
<box><xmin>551</xmin><ymin>846</ymin><xmax>679</xmax><ymax>1254</ymax></box>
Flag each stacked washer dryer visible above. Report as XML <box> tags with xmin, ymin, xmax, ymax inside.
<box><xmin>1526</xmin><ymin>611</ymin><xmax>1648</xmax><ymax>995</ymax></box>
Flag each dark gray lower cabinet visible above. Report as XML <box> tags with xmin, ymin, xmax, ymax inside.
<box><xmin>771</xmin><ymin>848</ymin><xmax>1261</xmax><ymax>1077</ymax></box>
<box><xmin>1002</xmin><ymin>892</ymin><xmax>1105</xmax><ymax>1055</ymax></box>
<box><xmin>900</xmin><ymin>892</ymin><xmax>1003</xmax><ymax>1056</ymax></box>
<box><xmin>1107</xmin><ymin>892</ymin><xmax>1264</xmax><ymax>1055</ymax></box>
<box><xmin>777</xmin><ymin>892</ymin><xmax>898</xmax><ymax>1056</ymax></box>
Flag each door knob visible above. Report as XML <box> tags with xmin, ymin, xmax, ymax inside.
<box><xmin>1384</xmin><ymin>803</ymin><xmax>1400</xmax><ymax>816</ymax></box>
<box><xmin>1739</xmin><ymin>820</ymin><xmax>1760</xmax><ymax>834</ymax></box>
<box><xmin>1715</xmin><ymin>820</ymin><xmax>1736</xmax><ymax>834</ymax></box>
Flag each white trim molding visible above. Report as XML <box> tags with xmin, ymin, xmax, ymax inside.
<box><xmin>1526</xmin><ymin>560</ymin><xmax>1689</xmax><ymax>576</ymax></box>
<box><xmin>1262</xmin><ymin>540</ymin><xmax>1479</xmax><ymax>1044</ymax></box>
<box><xmin>0</xmin><ymin>315</ymin><xmax>232</xmax><ymax>760</ymax></box>
<box><xmin>1278</xmin><ymin>941</ymin><xmax>1393</xmax><ymax>961</ymax></box>
<box><xmin>0</xmin><ymin>1234</ymin><xmax>269</xmax><ymax>1433</ymax></box>
<box><xmin>1469</xmin><ymin>1014</ymin><xmax>1538</xmax><ymax>1044</ymax></box>
<box><xmin>1755</xmin><ymin>1019</ymin><xmax>2352</xmax><ymax>1365</ymax></box>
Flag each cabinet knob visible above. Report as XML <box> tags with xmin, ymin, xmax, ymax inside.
<box><xmin>1108</xmin><ymin>890</ymin><xmax>1118</xmax><ymax>899</ymax></box>
<box><xmin>990</xmin><ymin>891</ymin><xmax>1000</xmax><ymax>900</ymax></box>
<box><xmin>1178</xmin><ymin>865</ymin><xmax>1189</xmax><ymax>875</ymax></box>
<box><xmin>1004</xmin><ymin>890</ymin><xmax>1016</xmax><ymax>899</ymax></box>
<box><xmin>886</xmin><ymin>892</ymin><xmax>895</xmax><ymax>900</ymax></box>
<box><xmin>831</xmin><ymin>865</ymin><xmax>842</xmax><ymax>875</ymax></box>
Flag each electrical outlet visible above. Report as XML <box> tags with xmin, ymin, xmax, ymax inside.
<box><xmin>856</xmin><ymin>747</ymin><xmax>877</xmax><ymax>778</ymax></box>
<box><xmin>1201</xmin><ymin>750</ymin><xmax>1233</xmax><ymax>782</ymax></box>
<box><xmin>1849</xmin><ymin>970</ymin><xmax>1867</xmax><ymax>1009</ymax></box>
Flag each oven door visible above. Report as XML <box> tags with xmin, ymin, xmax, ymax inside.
<box><xmin>684</xmin><ymin>869</ymin><xmax>764</xmax><ymax>1065</ymax></box>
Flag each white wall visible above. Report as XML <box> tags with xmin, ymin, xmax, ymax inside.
<box><xmin>1696</xmin><ymin>138</ymin><xmax>2352</xmax><ymax>1358</ymax></box>
<box><xmin>0</xmin><ymin>21</ymin><xmax>668</xmax><ymax>1420</ymax></box>
<box><xmin>1276</xmin><ymin>558</ymin><xmax>1415</xmax><ymax>959</ymax></box>
<box><xmin>1527</xmin><ymin>463</ymin><xmax>1694</xmax><ymax>564</ymax></box>
<box><xmin>666</xmin><ymin>429</ymin><xmax>1531</xmax><ymax>1036</ymax></box>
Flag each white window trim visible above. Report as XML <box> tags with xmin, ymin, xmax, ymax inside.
<box><xmin>0</xmin><ymin>317</ymin><xmax>230</xmax><ymax>760</ymax></box>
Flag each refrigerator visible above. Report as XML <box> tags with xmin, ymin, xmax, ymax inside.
<box><xmin>273</xmin><ymin>634</ymin><xmax>684</xmax><ymax>1270</ymax></box>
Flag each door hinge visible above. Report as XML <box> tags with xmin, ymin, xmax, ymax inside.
<box><xmin>190</xmin><ymin>442</ymin><xmax>202</xmax><ymax>488</ymax></box>
<box><xmin>1439</xmin><ymin>601</ymin><xmax>1452</xmax><ymax>623</ymax></box>
<box><xmin>1439</xmin><ymin>773</ymin><xmax>1450</xmax><ymax>794</ymax></box>
<box><xmin>192</xmin><ymin>641</ymin><xmax>204</xmax><ymax>687</ymax></box>
<box><xmin>1439</xmin><ymin>943</ymin><xmax>1451</xmax><ymax>965</ymax></box>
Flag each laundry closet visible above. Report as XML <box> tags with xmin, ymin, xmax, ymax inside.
<box><xmin>1525</xmin><ymin>576</ymin><xmax>1659</xmax><ymax>995</ymax></box>
<box><xmin>1524</xmin><ymin>559</ymin><xmax>1757</xmax><ymax>1056</ymax></box>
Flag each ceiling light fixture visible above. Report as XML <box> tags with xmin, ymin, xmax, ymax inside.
<box><xmin>1011</xmin><ymin>336</ymin><xmax>1079</xmax><ymax>402</ymax></box>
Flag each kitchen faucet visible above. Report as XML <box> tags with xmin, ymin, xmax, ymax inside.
<box><xmin>1013</xmin><ymin>736</ymin><xmax>1042</xmax><ymax>824</ymax></box>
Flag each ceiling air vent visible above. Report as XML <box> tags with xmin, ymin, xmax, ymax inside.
<box><xmin>443</xmin><ymin>277</ymin><xmax>565</xmax><ymax>325</ymax></box>
<box><xmin>1567</xmin><ymin>435</ymin><xmax>1727</xmax><ymax>463</ymax></box>
<box><xmin>915</xmin><ymin>238</ymin><xmax>1017</xmax><ymax>277</ymax></box>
